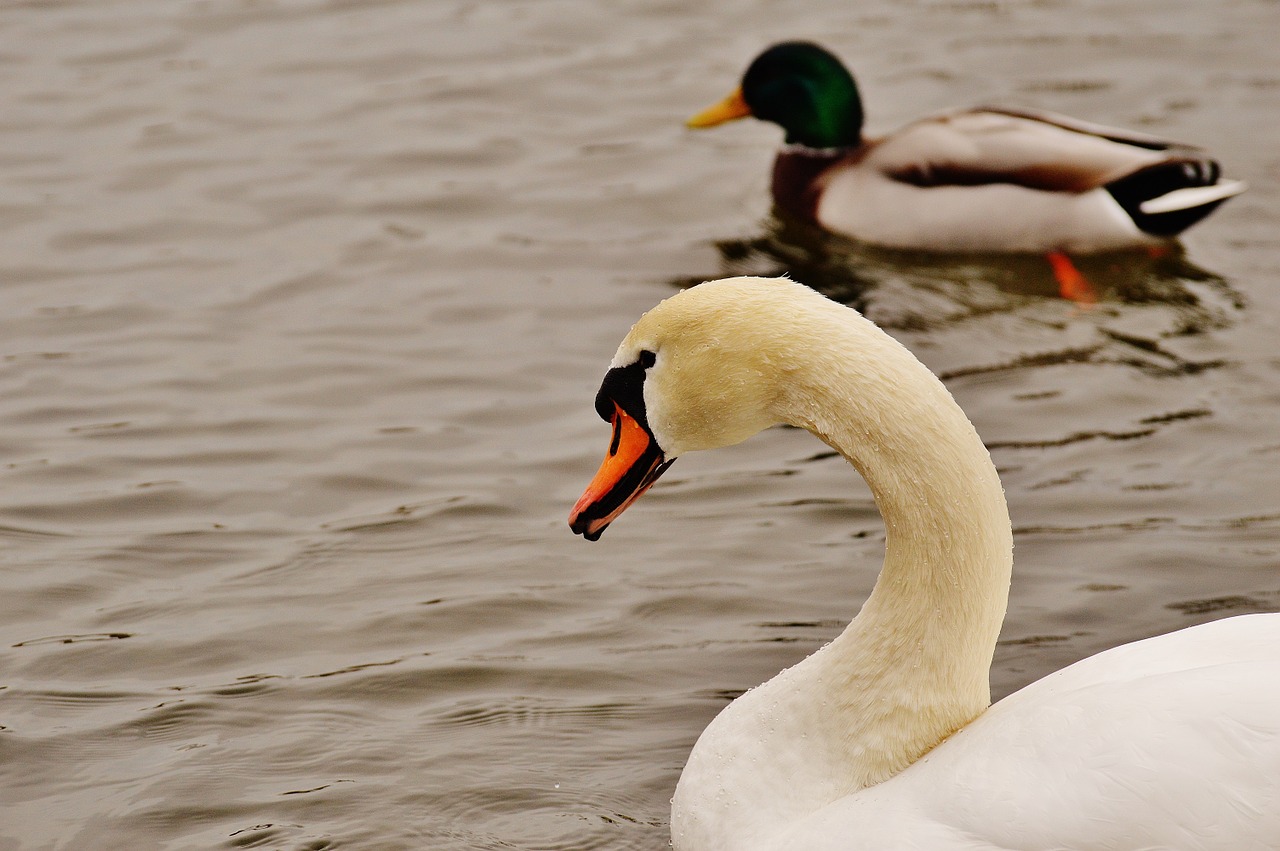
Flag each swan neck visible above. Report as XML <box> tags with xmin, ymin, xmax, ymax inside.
<box><xmin>783</xmin><ymin>318</ymin><xmax>1014</xmax><ymax>766</ymax></box>
<box><xmin>666</xmin><ymin>283</ymin><xmax>1016</xmax><ymax>850</ymax></box>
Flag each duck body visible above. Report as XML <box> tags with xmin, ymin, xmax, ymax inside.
<box><xmin>690</xmin><ymin>43</ymin><xmax>1245</xmax><ymax>255</ymax></box>
<box><xmin>788</xmin><ymin>107</ymin><xmax>1197</xmax><ymax>254</ymax></box>
<box><xmin>568</xmin><ymin>277</ymin><xmax>1280</xmax><ymax>850</ymax></box>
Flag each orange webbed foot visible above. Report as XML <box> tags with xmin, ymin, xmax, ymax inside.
<box><xmin>1046</xmin><ymin>251</ymin><xmax>1097</xmax><ymax>306</ymax></box>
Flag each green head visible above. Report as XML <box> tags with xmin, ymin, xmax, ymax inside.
<box><xmin>689</xmin><ymin>42</ymin><xmax>864</xmax><ymax>149</ymax></box>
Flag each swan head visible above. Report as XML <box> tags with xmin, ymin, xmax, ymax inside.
<box><xmin>569</xmin><ymin>277</ymin><xmax>815</xmax><ymax>541</ymax></box>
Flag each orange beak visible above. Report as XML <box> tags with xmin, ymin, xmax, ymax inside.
<box><xmin>569</xmin><ymin>403</ymin><xmax>673</xmax><ymax>541</ymax></box>
<box><xmin>686</xmin><ymin>87</ymin><xmax>753</xmax><ymax>129</ymax></box>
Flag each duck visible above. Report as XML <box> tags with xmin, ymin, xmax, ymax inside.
<box><xmin>568</xmin><ymin>276</ymin><xmax>1280</xmax><ymax>850</ymax></box>
<box><xmin>686</xmin><ymin>43</ymin><xmax>1247</xmax><ymax>303</ymax></box>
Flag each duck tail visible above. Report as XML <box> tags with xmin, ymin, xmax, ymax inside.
<box><xmin>1106</xmin><ymin>157</ymin><xmax>1246</xmax><ymax>237</ymax></box>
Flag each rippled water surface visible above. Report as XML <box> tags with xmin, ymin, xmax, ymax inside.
<box><xmin>2</xmin><ymin>1</ymin><xmax>1280</xmax><ymax>848</ymax></box>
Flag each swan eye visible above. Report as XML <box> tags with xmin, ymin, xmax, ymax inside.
<box><xmin>639</xmin><ymin>350</ymin><xmax>656</xmax><ymax>369</ymax></box>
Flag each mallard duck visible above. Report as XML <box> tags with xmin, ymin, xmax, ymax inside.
<box><xmin>569</xmin><ymin>276</ymin><xmax>1280</xmax><ymax>850</ymax></box>
<box><xmin>687</xmin><ymin>43</ymin><xmax>1246</xmax><ymax>302</ymax></box>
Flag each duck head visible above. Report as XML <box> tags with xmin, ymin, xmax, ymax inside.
<box><xmin>687</xmin><ymin>41</ymin><xmax>865</xmax><ymax>149</ymax></box>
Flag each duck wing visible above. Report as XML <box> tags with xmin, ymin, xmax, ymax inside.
<box><xmin>867</xmin><ymin>106</ymin><xmax>1184</xmax><ymax>193</ymax></box>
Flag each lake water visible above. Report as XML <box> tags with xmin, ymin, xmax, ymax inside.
<box><xmin>2</xmin><ymin>1</ymin><xmax>1279</xmax><ymax>848</ymax></box>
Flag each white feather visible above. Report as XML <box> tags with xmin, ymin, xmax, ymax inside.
<box><xmin>1140</xmin><ymin>179</ymin><xmax>1248</xmax><ymax>214</ymax></box>
<box><xmin>603</xmin><ymin>278</ymin><xmax>1280</xmax><ymax>851</ymax></box>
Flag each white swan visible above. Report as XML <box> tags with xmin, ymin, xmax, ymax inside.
<box><xmin>568</xmin><ymin>276</ymin><xmax>1280</xmax><ymax>851</ymax></box>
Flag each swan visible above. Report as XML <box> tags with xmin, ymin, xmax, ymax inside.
<box><xmin>568</xmin><ymin>276</ymin><xmax>1280</xmax><ymax>850</ymax></box>
<box><xmin>686</xmin><ymin>42</ymin><xmax>1246</xmax><ymax>301</ymax></box>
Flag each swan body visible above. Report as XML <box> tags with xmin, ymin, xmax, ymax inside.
<box><xmin>687</xmin><ymin>43</ymin><xmax>1246</xmax><ymax>254</ymax></box>
<box><xmin>784</xmin><ymin>615</ymin><xmax>1280</xmax><ymax>851</ymax></box>
<box><xmin>568</xmin><ymin>276</ymin><xmax>1280</xmax><ymax>850</ymax></box>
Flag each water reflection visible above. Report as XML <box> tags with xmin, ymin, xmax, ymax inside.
<box><xmin>675</xmin><ymin>211</ymin><xmax>1244</xmax><ymax>336</ymax></box>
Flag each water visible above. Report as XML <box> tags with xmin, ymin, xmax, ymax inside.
<box><xmin>1</xmin><ymin>0</ymin><xmax>1278</xmax><ymax>848</ymax></box>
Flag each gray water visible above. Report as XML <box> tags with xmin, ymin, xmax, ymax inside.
<box><xmin>2</xmin><ymin>1</ymin><xmax>1279</xmax><ymax>848</ymax></box>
